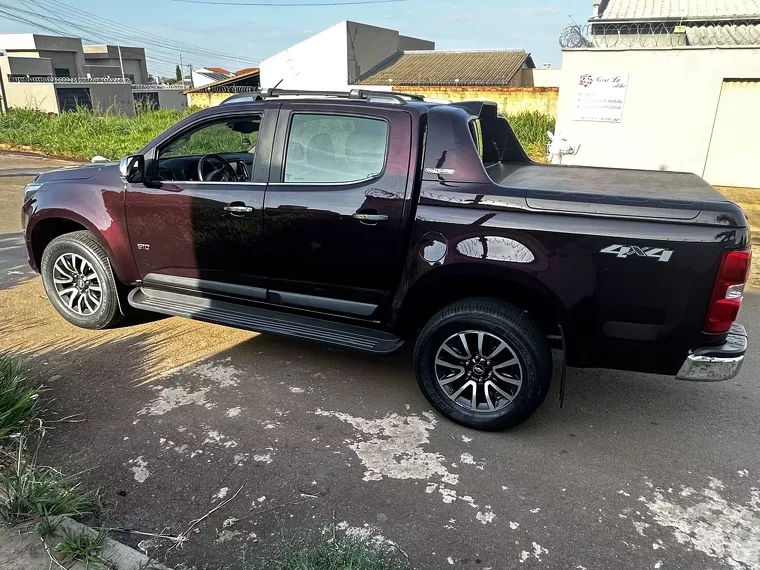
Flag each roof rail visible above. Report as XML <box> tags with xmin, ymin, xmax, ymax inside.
<box><xmin>259</xmin><ymin>88</ymin><xmax>424</xmax><ymax>104</ymax></box>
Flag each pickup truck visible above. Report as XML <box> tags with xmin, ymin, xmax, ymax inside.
<box><xmin>21</xmin><ymin>88</ymin><xmax>751</xmax><ymax>430</ymax></box>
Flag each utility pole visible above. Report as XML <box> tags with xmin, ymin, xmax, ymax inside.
<box><xmin>117</xmin><ymin>45</ymin><xmax>125</xmax><ymax>80</ymax></box>
<box><xmin>188</xmin><ymin>64</ymin><xmax>195</xmax><ymax>88</ymax></box>
<box><xmin>179</xmin><ymin>53</ymin><xmax>185</xmax><ymax>88</ymax></box>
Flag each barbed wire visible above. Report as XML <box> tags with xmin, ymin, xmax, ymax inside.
<box><xmin>8</xmin><ymin>75</ymin><xmax>132</xmax><ymax>84</ymax></box>
<box><xmin>560</xmin><ymin>21</ymin><xmax>760</xmax><ymax>49</ymax></box>
<box><xmin>187</xmin><ymin>85</ymin><xmax>259</xmax><ymax>93</ymax></box>
<box><xmin>131</xmin><ymin>84</ymin><xmax>187</xmax><ymax>90</ymax></box>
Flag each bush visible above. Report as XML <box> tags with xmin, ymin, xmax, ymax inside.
<box><xmin>506</xmin><ymin>111</ymin><xmax>556</xmax><ymax>163</ymax></box>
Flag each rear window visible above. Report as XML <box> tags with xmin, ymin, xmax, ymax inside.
<box><xmin>283</xmin><ymin>114</ymin><xmax>389</xmax><ymax>183</ymax></box>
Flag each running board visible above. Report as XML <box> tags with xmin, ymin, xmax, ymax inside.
<box><xmin>128</xmin><ymin>288</ymin><xmax>404</xmax><ymax>355</ymax></box>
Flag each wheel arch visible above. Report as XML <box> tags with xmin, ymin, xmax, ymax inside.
<box><xmin>29</xmin><ymin>214</ymin><xmax>130</xmax><ymax>283</ymax></box>
<box><xmin>396</xmin><ymin>264</ymin><xmax>572</xmax><ymax>346</ymax></box>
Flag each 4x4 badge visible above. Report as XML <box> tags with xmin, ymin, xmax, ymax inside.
<box><xmin>601</xmin><ymin>244</ymin><xmax>673</xmax><ymax>262</ymax></box>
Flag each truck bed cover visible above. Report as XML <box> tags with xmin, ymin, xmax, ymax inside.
<box><xmin>485</xmin><ymin>163</ymin><xmax>726</xmax><ymax>220</ymax></box>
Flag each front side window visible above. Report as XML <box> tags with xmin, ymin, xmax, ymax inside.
<box><xmin>157</xmin><ymin>116</ymin><xmax>261</xmax><ymax>182</ymax></box>
<box><xmin>284</xmin><ymin>114</ymin><xmax>388</xmax><ymax>183</ymax></box>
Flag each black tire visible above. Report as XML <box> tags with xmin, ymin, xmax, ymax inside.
<box><xmin>413</xmin><ymin>297</ymin><xmax>552</xmax><ymax>430</ymax></box>
<box><xmin>40</xmin><ymin>230</ymin><xmax>123</xmax><ymax>330</ymax></box>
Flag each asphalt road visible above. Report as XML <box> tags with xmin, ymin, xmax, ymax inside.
<box><xmin>1</xmin><ymin>161</ymin><xmax>759</xmax><ymax>570</ymax></box>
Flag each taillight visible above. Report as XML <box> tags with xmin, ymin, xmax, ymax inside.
<box><xmin>704</xmin><ymin>249</ymin><xmax>752</xmax><ymax>333</ymax></box>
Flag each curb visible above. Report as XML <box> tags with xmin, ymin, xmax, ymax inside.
<box><xmin>0</xmin><ymin>168</ymin><xmax>49</xmax><ymax>178</ymax></box>
<box><xmin>52</xmin><ymin>517</ymin><xmax>174</xmax><ymax>570</ymax></box>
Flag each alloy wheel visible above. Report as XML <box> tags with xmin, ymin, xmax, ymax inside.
<box><xmin>52</xmin><ymin>253</ymin><xmax>103</xmax><ymax>316</ymax></box>
<box><xmin>434</xmin><ymin>330</ymin><xmax>523</xmax><ymax>412</ymax></box>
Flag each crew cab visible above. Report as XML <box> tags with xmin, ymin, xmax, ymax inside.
<box><xmin>21</xmin><ymin>88</ymin><xmax>751</xmax><ymax>430</ymax></box>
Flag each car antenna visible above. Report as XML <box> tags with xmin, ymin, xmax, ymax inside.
<box><xmin>272</xmin><ymin>78</ymin><xmax>284</xmax><ymax>91</ymax></box>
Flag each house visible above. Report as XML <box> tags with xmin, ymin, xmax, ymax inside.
<box><xmin>0</xmin><ymin>33</ymin><xmax>187</xmax><ymax>115</ymax></box>
<box><xmin>185</xmin><ymin>67</ymin><xmax>260</xmax><ymax>107</ymax></box>
<box><xmin>259</xmin><ymin>21</ymin><xmax>434</xmax><ymax>91</ymax></box>
<box><xmin>358</xmin><ymin>49</ymin><xmax>559</xmax><ymax>116</ymax></box>
<box><xmin>82</xmin><ymin>45</ymin><xmax>149</xmax><ymax>84</ymax></box>
<box><xmin>553</xmin><ymin>0</ymin><xmax>760</xmax><ymax>188</ymax></box>
<box><xmin>192</xmin><ymin>67</ymin><xmax>234</xmax><ymax>88</ymax></box>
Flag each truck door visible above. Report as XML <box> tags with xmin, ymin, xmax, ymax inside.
<box><xmin>125</xmin><ymin>108</ymin><xmax>276</xmax><ymax>297</ymax></box>
<box><xmin>261</xmin><ymin>105</ymin><xmax>412</xmax><ymax>315</ymax></box>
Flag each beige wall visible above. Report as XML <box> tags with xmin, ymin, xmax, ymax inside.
<box><xmin>88</xmin><ymin>84</ymin><xmax>135</xmax><ymax>116</ymax></box>
<box><xmin>5</xmin><ymin>84</ymin><xmax>59</xmax><ymax>113</ymax></box>
<box><xmin>187</xmin><ymin>91</ymin><xmax>235</xmax><ymax>108</ymax></box>
<box><xmin>392</xmin><ymin>85</ymin><xmax>559</xmax><ymax>116</ymax></box>
<box><xmin>555</xmin><ymin>47</ymin><xmax>760</xmax><ymax>186</ymax></box>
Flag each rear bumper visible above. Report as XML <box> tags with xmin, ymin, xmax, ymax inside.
<box><xmin>676</xmin><ymin>323</ymin><xmax>747</xmax><ymax>382</ymax></box>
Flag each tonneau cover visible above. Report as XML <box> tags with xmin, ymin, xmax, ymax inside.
<box><xmin>486</xmin><ymin>163</ymin><xmax>725</xmax><ymax>220</ymax></box>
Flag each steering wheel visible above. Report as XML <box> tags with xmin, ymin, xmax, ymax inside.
<box><xmin>197</xmin><ymin>154</ymin><xmax>237</xmax><ymax>182</ymax></box>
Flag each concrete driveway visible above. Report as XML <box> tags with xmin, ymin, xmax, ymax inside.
<box><xmin>1</xmin><ymin>157</ymin><xmax>759</xmax><ymax>570</ymax></box>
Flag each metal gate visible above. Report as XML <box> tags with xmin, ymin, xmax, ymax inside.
<box><xmin>703</xmin><ymin>79</ymin><xmax>760</xmax><ymax>189</ymax></box>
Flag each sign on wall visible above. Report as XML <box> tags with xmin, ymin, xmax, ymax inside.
<box><xmin>574</xmin><ymin>73</ymin><xmax>629</xmax><ymax>123</ymax></box>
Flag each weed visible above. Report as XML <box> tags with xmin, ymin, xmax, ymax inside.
<box><xmin>0</xmin><ymin>446</ymin><xmax>101</xmax><ymax>526</ymax></box>
<box><xmin>246</xmin><ymin>530</ymin><xmax>411</xmax><ymax>570</ymax></box>
<box><xmin>506</xmin><ymin>111</ymin><xmax>556</xmax><ymax>163</ymax></box>
<box><xmin>0</xmin><ymin>355</ymin><xmax>43</xmax><ymax>440</ymax></box>
<box><xmin>55</xmin><ymin>528</ymin><xmax>109</xmax><ymax>568</ymax></box>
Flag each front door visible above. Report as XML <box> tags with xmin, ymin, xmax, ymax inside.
<box><xmin>125</xmin><ymin>110</ymin><xmax>274</xmax><ymax>297</ymax></box>
<box><xmin>262</xmin><ymin>106</ymin><xmax>413</xmax><ymax>313</ymax></box>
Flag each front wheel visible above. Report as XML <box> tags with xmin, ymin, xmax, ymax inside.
<box><xmin>40</xmin><ymin>231</ymin><xmax>123</xmax><ymax>330</ymax></box>
<box><xmin>413</xmin><ymin>297</ymin><xmax>552</xmax><ymax>430</ymax></box>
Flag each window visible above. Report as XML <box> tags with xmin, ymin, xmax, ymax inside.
<box><xmin>54</xmin><ymin>68</ymin><xmax>71</xmax><ymax>77</ymax></box>
<box><xmin>157</xmin><ymin>116</ymin><xmax>261</xmax><ymax>182</ymax></box>
<box><xmin>56</xmin><ymin>88</ymin><xmax>92</xmax><ymax>112</ymax></box>
<box><xmin>284</xmin><ymin>114</ymin><xmax>388</xmax><ymax>183</ymax></box>
<box><xmin>134</xmin><ymin>92</ymin><xmax>159</xmax><ymax>111</ymax></box>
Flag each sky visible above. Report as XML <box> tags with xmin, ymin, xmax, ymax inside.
<box><xmin>0</xmin><ymin>0</ymin><xmax>594</xmax><ymax>77</ymax></box>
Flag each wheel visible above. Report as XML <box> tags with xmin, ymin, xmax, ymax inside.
<box><xmin>40</xmin><ymin>231</ymin><xmax>123</xmax><ymax>330</ymax></box>
<box><xmin>413</xmin><ymin>297</ymin><xmax>552</xmax><ymax>430</ymax></box>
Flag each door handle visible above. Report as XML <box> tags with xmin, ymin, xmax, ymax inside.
<box><xmin>225</xmin><ymin>204</ymin><xmax>254</xmax><ymax>213</ymax></box>
<box><xmin>353</xmin><ymin>213</ymin><xmax>389</xmax><ymax>223</ymax></box>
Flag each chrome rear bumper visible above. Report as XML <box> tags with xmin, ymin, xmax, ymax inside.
<box><xmin>676</xmin><ymin>324</ymin><xmax>748</xmax><ymax>382</ymax></box>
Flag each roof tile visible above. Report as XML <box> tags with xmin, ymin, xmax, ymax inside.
<box><xmin>597</xmin><ymin>0</ymin><xmax>760</xmax><ymax>20</ymax></box>
<box><xmin>358</xmin><ymin>50</ymin><xmax>532</xmax><ymax>87</ymax></box>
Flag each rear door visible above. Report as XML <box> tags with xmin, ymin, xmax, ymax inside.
<box><xmin>261</xmin><ymin>104</ymin><xmax>413</xmax><ymax>315</ymax></box>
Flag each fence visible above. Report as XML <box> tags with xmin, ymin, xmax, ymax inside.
<box><xmin>560</xmin><ymin>20</ymin><xmax>760</xmax><ymax>49</ymax></box>
<box><xmin>7</xmin><ymin>75</ymin><xmax>132</xmax><ymax>84</ymax></box>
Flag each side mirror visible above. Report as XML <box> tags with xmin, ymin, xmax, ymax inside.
<box><xmin>119</xmin><ymin>155</ymin><xmax>145</xmax><ymax>183</ymax></box>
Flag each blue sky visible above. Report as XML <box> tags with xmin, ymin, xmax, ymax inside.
<box><xmin>1</xmin><ymin>0</ymin><xmax>593</xmax><ymax>76</ymax></box>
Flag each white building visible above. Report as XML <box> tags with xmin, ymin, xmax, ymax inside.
<box><xmin>259</xmin><ymin>21</ymin><xmax>434</xmax><ymax>91</ymax></box>
<box><xmin>554</xmin><ymin>0</ymin><xmax>760</xmax><ymax>188</ymax></box>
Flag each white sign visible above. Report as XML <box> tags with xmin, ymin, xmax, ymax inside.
<box><xmin>574</xmin><ymin>73</ymin><xmax>629</xmax><ymax>123</ymax></box>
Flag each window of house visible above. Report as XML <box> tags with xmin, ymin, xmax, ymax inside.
<box><xmin>54</xmin><ymin>68</ymin><xmax>71</xmax><ymax>77</ymax></box>
<box><xmin>283</xmin><ymin>114</ymin><xmax>389</xmax><ymax>184</ymax></box>
<box><xmin>56</xmin><ymin>88</ymin><xmax>92</xmax><ymax>112</ymax></box>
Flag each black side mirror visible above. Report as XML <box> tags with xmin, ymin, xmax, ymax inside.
<box><xmin>119</xmin><ymin>155</ymin><xmax>145</xmax><ymax>183</ymax></box>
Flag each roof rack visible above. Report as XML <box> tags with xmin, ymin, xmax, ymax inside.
<box><xmin>221</xmin><ymin>88</ymin><xmax>424</xmax><ymax>105</ymax></box>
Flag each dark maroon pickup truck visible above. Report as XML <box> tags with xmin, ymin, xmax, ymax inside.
<box><xmin>21</xmin><ymin>89</ymin><xmax>751</xmax><ymax>430</ymax></box>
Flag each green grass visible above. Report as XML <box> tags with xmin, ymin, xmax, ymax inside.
<box><xmin>0</xmin><ymin>451</ymin><xmax>101</xmax><ymax>525</ymax></box>
<box><xmin>247</xmin><ymin>532</ymin><xmax>411</xmax><ymax>570</ymax></box>
<box><xmin>54</xmin><ymin>528</ymin><xmax>109</xmax><ymax>568</ymax></box>
<box><xmin>0</xmin><ymin>107</ymin><xmax>555</xmax><ymax>163</ymax></box>
<box><xmin>506</xmin><ymin>111</ymin><xmax>556</xmax><ymax>163</ymax></box>
<box><xmin>0</xmin><ymin>355</ymin><xmax>43</xmax><ymax>440</ymax></box>
<box><xmin>0</xmin><ymin>107</ymin><xmax>195</xmax><ymax>160</ymax></box>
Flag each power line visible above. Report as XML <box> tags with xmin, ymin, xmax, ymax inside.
<box><xmin>170</xmin><ymin>0</ymin><xmax>407</xmax><ymax>5</ymax></box>
<box><xmin>33</xmin><ymin>0</ymin><xmax>262</xmax><ymax>62</ymax></box>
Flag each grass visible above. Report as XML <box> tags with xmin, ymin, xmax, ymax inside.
<box><xmin>0</xmin><ymin>106</ymin><xmax>195</xmax><ymax>160</ymax></box>
<box><xmin>246</xmin><ymin>531</ymin><xmax>411</xmax><ymax>570</ymax></box>
<box><xmin>54</xmin><ymin>528</ymin><xmax>109</xmax><ymax>568</ymax></box>
<box><xmin>0</xmin><ymin>106</ymin><xmax>555</xmax><ymax>163</ymax></box>
<box><xmin>0</xmin><ymin>355</ymin><xmax>43</xmax><ymax>441</ymax></box>
<box><xmin>0</xmin><ymin>448</ymin><xmax>101</xmax><ymax>526</ymax></box>
<box><xmin>506</xmin><ymin>110</ymin><xmax>556</xmax><ymax>163</ymax></box>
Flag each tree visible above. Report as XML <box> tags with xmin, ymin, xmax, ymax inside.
<box><xmin>175</xmin><ymin>65</ymin><xmax>182</xmax><ymax>82</ymax></box>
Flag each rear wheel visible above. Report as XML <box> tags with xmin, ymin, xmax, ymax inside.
<box><xmin>413</xmin><ymin>297</ymin><xmax>552</xmax><ymax>430</ymax></box>
<box><xmin>41</xmin><ymin>231</ymin><xmax>123</xmax><ymax>329</ymax></box>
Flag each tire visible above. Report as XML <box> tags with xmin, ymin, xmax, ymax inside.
<box><xmin>40</xmin><ymin>230</ymin><xmax>123</xmax><ymax>330</ymax></box>
<box><xmin>413</xmin><ymin>297</ymin><xmax>552</xmax><ymax>430</ymax></box>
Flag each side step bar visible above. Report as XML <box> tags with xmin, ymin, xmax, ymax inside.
<box><xmin>128</xmin><ymin>288</ymin><xmax>404</xmax><ymax>355</ymax></box>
